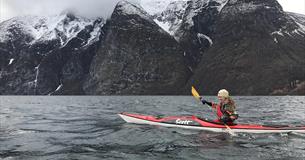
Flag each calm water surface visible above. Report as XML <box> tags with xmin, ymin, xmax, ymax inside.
<box><xmin>0</xmin><ymin>96</ymin><xmax>305</xmax><ymax>160</ymax></box>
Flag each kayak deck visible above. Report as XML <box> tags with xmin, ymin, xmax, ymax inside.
<box><xmin>119</xmin><ymin>112</ymin><xmax>305</xmax><ymax>133</ymax></box>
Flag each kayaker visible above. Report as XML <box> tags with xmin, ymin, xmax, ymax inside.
<box><xmin>199</xmin><ymin>89</ymin><xmax>238</xmax><ymax>124</ymax></box>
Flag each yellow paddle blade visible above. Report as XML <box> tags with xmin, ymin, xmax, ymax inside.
<box><xmin>191</xmin><ymin>86</ymin><xmax>200</xmax><ymax>99</ymax></box>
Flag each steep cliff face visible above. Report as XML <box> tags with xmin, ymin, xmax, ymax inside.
<box><xmin>187</xmin><ymin>0</ymin><xmax>305</xmax><ymax>95</ymax></box>
<box><xmin>0</xmin><ymin>13</ymin><xmax>104</xmax><ymax>95</ymax></box>
<box><xmin>84</xmin><ymin>1</ymin><xmax>190</xmax><ymax>95</ymax></box>
<box><xmin>172</xmin><ymin>0</ymin><xmax>229</xmax><ymax>68</ymax></box>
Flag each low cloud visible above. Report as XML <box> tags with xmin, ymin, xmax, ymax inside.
<box><xmin>0</xmin><ymin>0</ymin><xmax>139</xmax><ymax>21</ymax></box>
<box><xmin>1</xmin><ymin>0</ymin><xmax>303</xmax><ymax>22</ymax></box>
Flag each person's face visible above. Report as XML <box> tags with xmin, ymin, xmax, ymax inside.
<box><xmin>218</xmin><ymin>96</ymin><xmax>228</xmax><ymax>104</ymax></box>
<box><xmin>218</xmin><ymin>96</ymin><xmax>225</xmax><ymax>102</ymax></box>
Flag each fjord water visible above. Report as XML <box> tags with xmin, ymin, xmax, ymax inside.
<box><xmin>0</xmin><ymin>96</ymin><xmax>304</xmax><ymax>160</ymax></box>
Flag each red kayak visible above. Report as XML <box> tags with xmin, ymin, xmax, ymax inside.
<box><xmin>119</xmin><ymin>112</ymin><xmax>305</xmax><ymax>133</ymax></box>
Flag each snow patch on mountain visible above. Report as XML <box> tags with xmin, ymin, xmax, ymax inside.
<box><xmin>116</xmin><ymin>0</ymin><xmax>153</xmax><ymax>22</ymax></box>
<box><xmin>0</xmin><ymin>16</ymin><xmax>38</xmax><ymax>42</ymax></box>
<box><xmin>87</xmin><ymin>27</ymin><xmax>101</xmax><ymax>45</ymax></box>
<box><xmin>86</xmin><ymin>20</ymin><xmax>104</xmax><ymax>46</ymax></box>
<box><xmin>154</xmin><ymin>20</ymin><xmax>171</xmax><ymax>33</ymax></box>
<box><xmin>217</xmin><ymin>0</ymin><xmax>229</xmax><ymax>12</ymax></box>
<box><xmin>270</xmin><ymin>13</ymin><xmax>305</xmax><ymax>37</ymax></box>
<box><xmin>197</xmin><ymin>33</ymin><xmax>213</xmax><ymax>46</ymax></box>
<box><xmin>288</xmin><ymin>13</ymin><xmax>305</xmax><ymax>35</ymax></box>
<box><xmin>271</xmin><ymin>29</ymin><xmax>284</xmax><ymax>36</ymax></box>
<box><xmin>55</xmin><ymin>84</ymin><xmax>63</xmax><ymax>92</ymax></box>
<box><xmin>140</xmin><ymin>0</ymin><xmax>188</xmax><ymax>35</ymax></box>
<box><xmin>138</xmin><ymin>0</ymin><xmax>230</xmax><ymax>37</ymax></box>
<box><xmin>8</xmin><ymin>59</ymin><xmax>14</xmax><ymax>65</ymax></box>
<box><xmin>33</xmin><ymin>14</ymin><xmax>92</xmax><ymax>45</ymax></box>
<box><xmin>140</xmin><ymin>0</ymin><xmax>181</xmax><ymax>15</ymax></box>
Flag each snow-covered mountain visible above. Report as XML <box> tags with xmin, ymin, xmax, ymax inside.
<box><xmin>0</xmin><ymin>12</ymin><xmax>103</xmax><ymax>49</ymax></box>
<box><xmin>140</xmin><ymin>0</ymin><xmax>187</xmax><ymax>36</ymax></box>
<box><xmin>140</xmin><ymin>0</ymin><xmax>305</xmax><ymax>41</ymax></box>
<box><xmin>0</xmin><ymin>12</ymin><xmax>104</xmax><ymax>95</ymax></box>
<box><xmin>139</xmin><ymin>0</ymin><xmax>229</xmax><ymax>37</ymax></box>
<box><xmin>140</xmin><ymin>0</ymin><xmax>180</xmax><ymax>15</ymax></box>
<box><xmin>156</xmin><ymin>1</ymin><xmax>188</xmax><ymax>36</ymax></box>
<box><xmin>137</xmin><ymin>0</ymin><xmax>305</xmax><ymax>95</ymax></box>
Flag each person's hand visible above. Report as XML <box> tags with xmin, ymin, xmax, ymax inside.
<box><xmin>230</xmin><ymin>115</ymin><xmax>237</xmax><ymax>120</ymax></box>
<box><xmin>199</xmin><ymin>97</ymin><xmax>207</xmax><ymax>104</ymax></box>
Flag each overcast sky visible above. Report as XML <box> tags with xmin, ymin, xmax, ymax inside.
<box><xmin>0</xmin><ymin>0</ymin><xmax>123</xmax><ymax>21</ymax></box>
<box><xmin>0</xmin><ymin>0</ymin><xmax>304</xmax><ymax>22</ymax></box>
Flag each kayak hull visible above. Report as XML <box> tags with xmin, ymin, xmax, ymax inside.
<box><xmin>119</xmin><ymin>113</ymin><xmax>305</xmax><ymax>134</ymax></box>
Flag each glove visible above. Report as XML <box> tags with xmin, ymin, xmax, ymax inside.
<box><xmin>230</xmin><ymin>114</ymin><xmax>239</xmax><ymax>120</ymax></box>
<box><xmin>220</xmin><ymin>115</ymin><xmax>231</xmax><ymax>122</ymax></box>
<box><xmin>199</xmin><ymin>97</ymin><xmax>207</xmax><ymax>104</ymax></box>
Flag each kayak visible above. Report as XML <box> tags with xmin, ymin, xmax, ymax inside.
<box><xmin>118</xmin><ymin>112</ymin><xmax>305</xmax><ymax>133</ymax></box>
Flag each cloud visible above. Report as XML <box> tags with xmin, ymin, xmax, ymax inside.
<box><xmin>277</xmin><ymin>0</ymin><xmax>305</xmax><ymax>14</ymax></box>
<box><xmin>1</xmin><ymin>0</ymin><xmax>304</xmax><ymax>22</ymax></box>
<box><xmin>0</xmin><ymin>0</ymin><xmax>138</xmax><ymax>21</ymax></box>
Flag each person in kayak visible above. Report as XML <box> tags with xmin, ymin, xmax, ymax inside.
<box><xmin>199</xmin><ymin>89</ymin><xmax>238</xmax><ymax>125</ymax></box>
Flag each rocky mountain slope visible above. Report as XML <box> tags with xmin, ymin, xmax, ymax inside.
<box><xmin>0</xmin><ymin>0</ymin><xmax>304</xmax><ymax>95</ymax></box>
<box><xmin>0</xmin><ymin>12</ymin><xmax>104</xmax><ymax>95</ymax></box>
<box><xmin>184</xmin><ymin>0</ymin><xmax>305</xmax><ymax>95</ymax></box>
<box><xmin>83</xmin><ymin>1</ymin><xmax>190</xmax><ymax>95</ymax></box>
<box><xmin>140</xmin><ymin>0</ymin><xmax>305</xmax><ymax>95</ymax></box>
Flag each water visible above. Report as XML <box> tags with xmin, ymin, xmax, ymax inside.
<box><xmin>0</xmin><ymin>96</ymin><xmax>305</xmax><ymax>160</ymax></box>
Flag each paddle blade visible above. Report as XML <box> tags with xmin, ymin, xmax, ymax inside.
<box><xmin>225</xmin><ymin>125</ymin><xmax>237</xmax><ymax>136</ymax></box>
<box><xmin>191</xmin><ymin>86</ymin><xmax>200</xmax><ymax>99</ymax></box>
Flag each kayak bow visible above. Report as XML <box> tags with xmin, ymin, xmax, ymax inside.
<box><xmin>119</xmin><ymin>112</ymin><xmax>305</xmax><ymax>134</ymax></box>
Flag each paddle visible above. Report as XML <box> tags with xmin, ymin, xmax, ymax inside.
<box><xmin>191</xmin><ymin>86</ymin><xmax>200</xmax><ymax>100</ymax></box>
<box><xmin>191</xmin><ymin>86</ymin><xmax>236</xmax><ymax>136</ymax></box>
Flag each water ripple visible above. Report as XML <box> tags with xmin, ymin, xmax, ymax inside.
<box><xmin>0</xmin><ymin>96</ymin><xmax>305</xmax><ymax>160</ymax></box>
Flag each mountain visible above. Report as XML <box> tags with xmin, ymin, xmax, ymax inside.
<box><xmin>185</xmin><ymin>0</ymin><xmax>305</xmax><ymax>95</ymax></box>
<box><xmin>0</xmin><ymin>0</ymin><xmax>304</xmax><ymax>95</ymax></box>
<box><xmin>141</xmin><ymin>0</ymin><xmax>230</xmax><ymax>67</ymax></box>
<box><xmin>139</xmin><ymin>0</ymin><xmax>305</xmax><ymax>95</ymax></box>
<box><xmin>83</xmin><ymin>1</ymin><xmax>190</xmax><ymax>95</ymax></box>
<box><xmin>0</xmin><ymin>12</ymin><xmax>104</xmax><ymax>95</ymax></box>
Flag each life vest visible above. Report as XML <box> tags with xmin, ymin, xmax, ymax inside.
<box><xmin>212</xmin><ymin>103</ymin><xmax>234</xmax><ymax>119</ymax></box>
<box><xmin>212</xmin><ymin>103</ymin><xmax>223</xmax><ymax>119</ymax></box>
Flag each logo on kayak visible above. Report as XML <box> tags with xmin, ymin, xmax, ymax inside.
<box><xmin>176</xmin><ymin>119</ymin><xmax>193</xmax><ymax>125</ymax></box>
